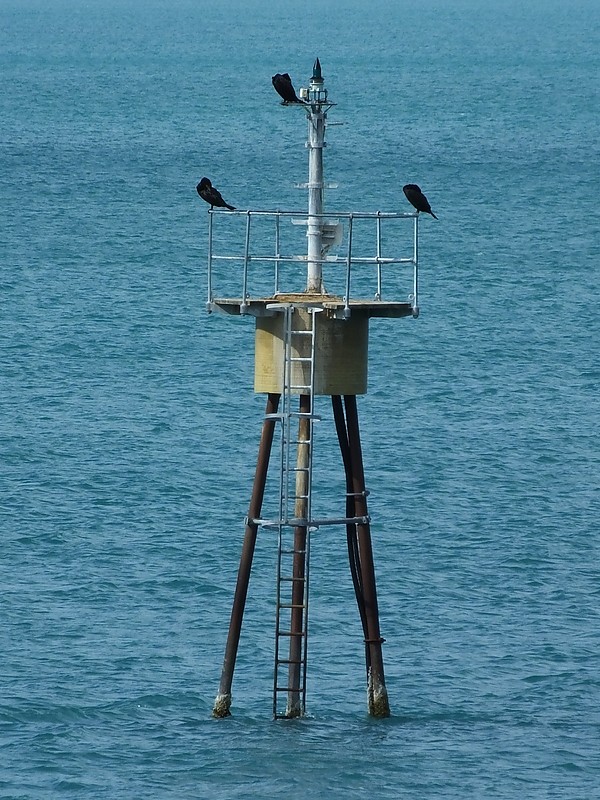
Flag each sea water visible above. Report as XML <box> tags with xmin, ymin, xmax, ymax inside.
<box><xmin>2</xmin><ymin>0</ymin><xmax>600</xmax><ymax>797</ymax></box>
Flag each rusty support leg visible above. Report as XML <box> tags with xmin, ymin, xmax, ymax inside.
<box><xmin>343</xmin><ymin>394</ymin><xmax>390</xmax><ymax>718</ymax></box>
<box><xmin>213</xmin><ymin>392</ymin><xmax>281</xmax><ymax>718</ymax></box>
<box><xmin>286</xmin><ymin>393</ymin><xmax>311</xmax><ymax>717</ymax></box>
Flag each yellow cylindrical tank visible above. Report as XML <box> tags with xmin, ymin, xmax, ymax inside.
<box><xmin>254</xmin><ymin>303</ymin><xmax>369</xmax><ymax>395</ymax></box>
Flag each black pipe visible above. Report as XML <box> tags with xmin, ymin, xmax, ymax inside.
<box><xmin>332</xmin><ymin>395</ymin><xmax>370</xmax><ymax>671</ymax></box>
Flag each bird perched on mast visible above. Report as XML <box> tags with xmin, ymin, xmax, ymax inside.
<box><xmin>196</xmin><ymin>177</ymin><xmax>235</xmax><ymax>210</ymax></box>
<box><xmin>272</xmin><ymin>72</ymin><xmax>304</xmax><ymax>104</ymax></box>
<box><xmin>402</xmin><ymin>184</ymin><xmax>438</xmax><ymax>219</ymax></box>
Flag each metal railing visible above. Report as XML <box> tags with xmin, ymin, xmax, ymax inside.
<box><xmin>206</xmin><ymin>208</ymin><xmax>419</xmax><ymax>317</ymax></box>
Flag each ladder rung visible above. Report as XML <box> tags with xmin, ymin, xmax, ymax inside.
<box><xmin>275</xmin><ymin>686</ymin><xmax>306</xmax><ymax>693</ymax></box>
<box><xmin>275</xmin><ymin>658</ymin><xmax>304</xmax><ymax>665</ymax></box>
<box><xmin>277</xmin><ymin>631</ymin><xmax>306</xmax><ymax>637</ymax></box>
<box><xmin>266</xmin><ymin>412</ymin><xmax>320</xmax><ymax>421</ymax></box>
<box><xmin>280</xmin><ymin>547</ymin><xmax>306</xmax><ymax>554</ymax></box>
<box><xmin>290</xmin><ymin>330</ymin><xmax>313</xmax><ymax>336</ymax></box>
<box><xmin>281</xmin><ymin>550</ymin><xmax>306</xmax><ymax>556</ymax></box>
<box><xmin>252</xmin><ymin>519</ymin><xmax>313</xmax><ymax>527</ymax></box>
<box><xmin>281</xmin><ymin>518</ymin><xmax>314</xmax><ymax>527</ymax></box>
<box><xmin>279</xmin><ymin>576</ymin><xmax>307</xmax><ymax>582</ymax></box>
<box><xmin>290</xmin><ymin>357</ymin><xmax>313</xmax><ymax>363</ymax></box>
<box><xmin>282</xmin><ymin>471</ymin><xmax>309</xmax><ymax>480</ymax></box>
<box><xmin>289</xmin><ymin>384</ymin><xmax>312</xmax><ymax>390</ymax></box>
<box><xmin>278</xmin><ymin>602</ymin><xmax>307</xmax><ymax>609</ymax></box>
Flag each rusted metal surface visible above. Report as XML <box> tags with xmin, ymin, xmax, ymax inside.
<box><xmin>340</xmin><ymin>395</ymin><xmax>391</xmax><ymax>718</ymax></box>
<box><xmin>213</xmin><ymin>392</ymin><xmax>281</xmax><ymax>718</ymax></box>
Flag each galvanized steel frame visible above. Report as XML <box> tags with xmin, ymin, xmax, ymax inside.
<box><xmin>206</xmin><ymin>208</ymin><xmax>420</xmax><ymax>317</ymax></box>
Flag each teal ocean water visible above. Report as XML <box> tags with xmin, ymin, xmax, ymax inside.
<box><xmin>2</xmin><ymin>0</ymin><xmax>600</xmax><ymax>797</ymax></box>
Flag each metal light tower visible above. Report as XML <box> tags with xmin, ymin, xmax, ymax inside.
<box><xmin>209</xmin><ymin>59</ymin><xmax>420</xmax><ymax>720</ymax></box>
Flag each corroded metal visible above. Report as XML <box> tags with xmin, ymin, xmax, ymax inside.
<box><xmin>342</xmin><ymin>394</ymin><xmax>390</xmax><ymax>718</ymax></box>
<box><xmin>212</xmin><ymin>392</ymin><xmax>281</xmax><ymax>718</ymax></box>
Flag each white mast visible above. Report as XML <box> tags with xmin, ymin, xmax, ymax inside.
<box><xmin>305</xmin><ymin>58</ymin><xmax>328</xmax><ymax>293</ymax></box>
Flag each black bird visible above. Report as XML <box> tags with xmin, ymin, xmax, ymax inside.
<box><xmin>402</xmin><ymin>184</ymin><xmax>438</xmax><ymax>219</ymax></box>
<box><xmin>196</xmin><ymin>177</ymin><xmax>235</xmax><ymax>210</ymax></box>
<box><xmin>272</xmin><ymin>72</ymin><xmax>303</xmax><ymax>104</ymax></box>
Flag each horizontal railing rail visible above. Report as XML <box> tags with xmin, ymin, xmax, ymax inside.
<box><xmin>208</xmin><ymin>209</ymin><xmax>415</xmax><ymax>219</ymax></box>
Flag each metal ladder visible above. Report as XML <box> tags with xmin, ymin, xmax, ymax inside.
<box><xmin>271</xmin><ymin>304</ymin><xmax>321</xmax><ymax>718</ymax></box>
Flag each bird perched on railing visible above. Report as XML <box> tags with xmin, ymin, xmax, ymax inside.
<box><xmin>196</xmin><ymin>177</ymin><xmax>235</xmax><ymax>210</ymax></box>
<box><xmin>272</xmin><ymin>72</ymin><xmax>305</xmax><ymax>104</ymax></box>
<box><xmin>403</xmin><ymin>184</ymin><xmax>438</xmax><ymax>219</ymax></box>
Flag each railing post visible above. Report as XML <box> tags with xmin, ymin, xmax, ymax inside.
<box><xmin>343</xmin><ymin>215</ymin><xmax>354</xmax><ymax>318</ymax></box>
<box><xmin>241</xmin><ymin>212</ymin><xmax>251</xmax><ymax>315</ymax></box>
<box><xmin>375</xmin><ymin>213</ymin><xmax>382</xmax><ymax>301</ymax></box>
<box><xmin>412</xmin><ymin>214</ymin><xmax>419</xmax><ymax>317</ymax></box>
<box><xmin>274</xmin><ymin>213</ymin><xmax>281</xmax><ymax>294</ymax></box>
<box><xmin>206</xmin><ymin>210</ymin><xmax>214</xmax><ymax>311</ymax></box>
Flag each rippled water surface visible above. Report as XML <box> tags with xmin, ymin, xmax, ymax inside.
<box><xmin>2</xmin><ymin>0</ymin><xmax>600</xmax><ymax>797</ymax></box>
